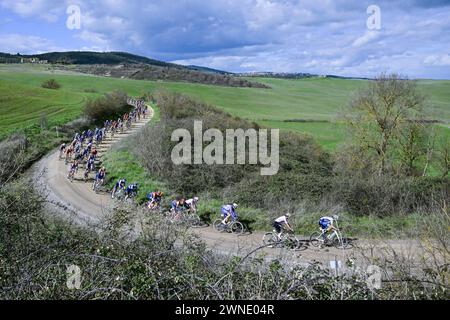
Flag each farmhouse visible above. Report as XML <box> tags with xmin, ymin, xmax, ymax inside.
<box><xmin>20</xmin><ymin>57</ymin><xmax>48</xmax><ymax>64</ymax></box>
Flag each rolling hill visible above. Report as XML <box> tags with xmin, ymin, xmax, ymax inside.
<box><xmin>0</xmin><ymin>51</ymin><xmax>269</xmax><ymax>88</ymax></box>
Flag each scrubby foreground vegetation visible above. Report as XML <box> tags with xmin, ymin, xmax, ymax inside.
<box><xmin>0</xmin><ymin>180</ymin><xmax>448</xmax><ymax>299</ymax></box>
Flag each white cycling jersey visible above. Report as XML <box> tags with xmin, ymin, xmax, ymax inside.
<box><xmin>275</xmin><ymin>215</ymin><xmax>288</xmax><ymax>224</ymax></box>
<box><xmin>185</xmin><ymin>199</ymin><xmax>196</xmax><ymax>206</ymax></box>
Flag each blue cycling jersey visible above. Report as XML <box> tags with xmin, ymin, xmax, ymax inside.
<box><xmin>221</xmin><ymin>205</ymin><xmax>237</xmax><ymax>220</ymax></box>
<box><xmin>319</xmin><ymin>217</ymin><xmax>333</xmax><ymax>229</ymax></box>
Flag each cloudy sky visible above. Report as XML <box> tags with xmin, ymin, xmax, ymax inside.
<box><xmin>0</xmin><ymin>0</ymin><xmax>449</xmax><ymax>78</ymax></box>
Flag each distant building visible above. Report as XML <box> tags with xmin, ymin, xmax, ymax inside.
<box><xmin>20</xmin><ymin>57</ymin><xmax>48</xmax><ymax>64</ymax></box>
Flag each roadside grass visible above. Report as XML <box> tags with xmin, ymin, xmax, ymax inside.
<box><xmin>293</xmin><ymin>211</ymin><xmax>426</xmax><ymax>239</ymax></box>
<box><xmin>102</xmin><ymin>149</ymin><xmax>167</xmax><ymax>203</ymax></box>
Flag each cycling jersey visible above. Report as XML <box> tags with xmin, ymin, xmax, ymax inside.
<box><xmin>275</xmin><ymin>215</ymin><xmax>288</xmax><ymax>224</ymax></box>
<box><xmin>96</xmin><ymin>171</ymin><xmax>105</xmax><ymax>180</ymax></box>
<box><xmin>319</xmin><ymin>216</ymin><xmax>334</xmax><ymax>230</ymax></box>
<box><xmin>171</xmin><ymin>200</ymin><xmax>185</xmax><ymax>212</ymax></box>
<box><xmin>115</xmin><ymin>180</ymin><xmax>126</xmax><ymax>189</ymax></box>
<box><xmin>126</xmin><ymin>185</ymin><xmax>138</xmax><ymax>194</ymax></box>
<box><xmin>221</xmin><ymin>205</ymin><xmax>237</xmax><ymax>221</ymax></box>
<box><xmin>185</xmin><ymin>199</ymin><xmax>197</xmax><ymax>206</ymax></box>
<box><xmin>148</xmin><ymin>192</ymin><xmax>162</xmax><ymax>202</ymax></box>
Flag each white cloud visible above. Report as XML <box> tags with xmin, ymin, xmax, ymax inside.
<box><xmin>424</xmin><ymin>54</ymin><xmax>450</xmax><ymax>66</ymax></box>
<box><xmin>0</xmin><ymin>0</ymin><xmax>62</xmax><ymax>22</ymax></box>
<box><xmin>352</xmin><ymin>31</ymin><xmax>381</xmax><ymax>47</ymax></box>
<box><xmin>0</xmin><ymin>33</ymin><xmax>60</xmax><ymax>53</ymax></box>
<box><xmin>0</xmin><ymin>0</ymin><xmax>449</xmax><ymax>78</ymax></box>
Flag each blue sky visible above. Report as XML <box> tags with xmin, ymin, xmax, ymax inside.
<box><xmin>0</xmin><ymin>0</ymin><xmax>449</xmax><ymax>78</ymax></box>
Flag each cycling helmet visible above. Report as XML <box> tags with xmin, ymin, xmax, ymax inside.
<box><xmin>333</xmin><ymin>215</ymin><xmax>339</xmax><ymax>220</ymax></box>
<box><xmin>232</xmin><ymin>203</ymin><xmax>238</xmax><ymax>209</ymax></box>
<box><xmin>194</xmin><ymin>197</ymin><xmax>199</xmax><ymax>202</ymax></box>
<box><xmin>285</xmin><ymin>213</ymin><xmax>291</xmax><ymax>218</ymax></box>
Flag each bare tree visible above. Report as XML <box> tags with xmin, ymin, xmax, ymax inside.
<box><xmin>344</xmin><ymin>73</ymin><xmax>425</xmax><ymax>175</ymax></box>
<box><xmin>434</xmin><ymin>134</ymin><xmax>450</xmax><ymax>178</ymax></box>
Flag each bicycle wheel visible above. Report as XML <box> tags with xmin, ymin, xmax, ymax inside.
<box><xmin>333</xmin><ymin>234</ymin><xmax>348</xmax><ymax>249</ymax></box>
<box><xmin>213</xmin><ymin>219</ymin><xmax>224</xmax><ymax>231</ymax></box>
<box><xmin>263</xmin><ymin>232</ymin><xmax>279</xmax><ymax>247</ymax></box>
<box><xmin>309</xmin><ymin>231</ymin><xmax>323</xmax><ymax>247</ymax></box>
<box><xmin>115</xmin><ymin>189</ymin><xmax>124</xmax><ymax>200</ymax></box>
<box><xmin>231</xmin><ymin>221</ymin><xmax>245</xmax><ymax>235</ymax></box>
<box><xmin>187</xmin><ymin>214</ymin><xmax>202</xmax><ymax>227</ymax></box>
<box><xmin>284</xmin><ymin>235</ymin><xmax>301</xmax><ymax>250</ymax></box>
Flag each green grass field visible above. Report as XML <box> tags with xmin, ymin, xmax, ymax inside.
<box><xmin>1</xmin><ymin>64</ymin><xmax>449</xmax><ymax>150</ymax></box>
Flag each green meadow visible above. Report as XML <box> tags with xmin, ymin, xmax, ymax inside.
<box><xmin>1</xmin><ymin>64</ymin><xmax>449</xmax><ymax>150</ymax></box>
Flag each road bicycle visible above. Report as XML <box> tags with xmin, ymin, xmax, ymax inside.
<box><xmin>67</xmin><ymin>168</ymin><xmax>76</xmax><ymax>183</ymax></box>
<box><xmin>165</xmin><ymin>208</ymin><xmax>203</xmax><ymax>227</ymax></box>
<box><xmin>213</xmin><ymin>217</ymin><xmax>245</xmax><ymax>235</ymax></box>
<box><xmin>262</xmin><ymin>230</ymin><xmax>302</xmax><ymax>250</ymax></box>
<box><xmin>111</xmin><ymin>187</ymin><xmax>125</xmax><ymax>200</ymax></box>
<box><xmin>92</xmin><ymin>178</ymin><xmax>104</xmax><ymax>193</ymax></box>
<box><xmin>83</xmin><ymin>168</ymin><xmax>90</xmax><ymax>182</ymax></box>
<box><xmin>309</xmin><ymin>223</ymin><xmax>348</xmax><ymax>249</ymax></box>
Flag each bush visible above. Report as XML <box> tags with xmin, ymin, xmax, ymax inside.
<box><xmin>41</xmin><ymin>79</ymin><xmax>61</xmax><ymax>89</ymax></box>
<box><xmin>131</xmin><ymin>91</ymin><xmax>330</xmax><ymax>200</ymax></box>
<box><xmin>82</xmin><ymin>90</ymin><xmax>132</xmax><ymax>125</ymax></box>
<box><xmin>0</xmin><ymin>134</ymin><xmax>29</xmax><ymax>183</ymax></box>
<box><xmin>330</xmin><ymin>176</ymin><xmax>450</xmax><ymax>217</ymax></box>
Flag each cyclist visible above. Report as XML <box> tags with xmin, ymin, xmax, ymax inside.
<box><xmin>67</xmin><ymin>160</ymin><xmax>79</xmax><ymax>181</ymax></box>
<box><xmin>171</xmin><ymin>197</ymin><xmax>186</xmax><ymax>213</ymax></box>
<box><xmin>185</xmin><ymin>197</ymin><xmax>199</xmax><ymax>213</ymax></box>
<box><xmin>91</xmin><ymin>148</ymin><xmax>98</xmax><ymax>159</ymax></box>
<box><xmin>147</xmin><ymin>191</ymin><xmax>163</xmax><ymax>209</ymax></box>
<box><xmin>319</xmin><ymin>215</ymin><xmax>339</xmax><ymax>242</ymax></box>
<box><xmin>59</xmin><ymin>143</ymin><xmax>66</xmax><ymax>159</ymax></box>
<box><xmin>111</xmin><ymin>178</ymin><xmax>127</xmax><ymax>199</ymax></box>
<box><xmin>65</xmin><ymin>145</ymin><xmax>73</xmax><ymax>164</ymax></box>
<box><xmin>93</xmin><ymin>167</ymin><xmax>106</xmax><ymax>190</ymax></box>
<box><xmin>273</xmin><ymin>213</ymin><xmax>294</xmax><ymax>240</ymax></box>
<box><xmin>221</xmin><ymin>203</ymin><xmax>238</xmax><ymax>225</ymax></box>
<box><xmin>125</xmin><ymin>182</ymin><xmax>139</xmax><ymax>200</ymax></box>
<box><xmin>83</xmin><ymin>162</ymin><xmax>90</xmax><ymax>182</ymax></box>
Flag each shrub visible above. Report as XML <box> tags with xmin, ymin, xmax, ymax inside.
<box><xmin>41</xmin><ymin>79</ymin><xmax>61</xmax><ymax>89</ymax></box>
<box><xmin>131</xmin><ymin>91</ymin><xmax>330</xmax><ymax>199</ymax></box>
<box><xmin>82</xmin><ymin>90</ymin><xmax>132</xmax><ymax>125</ymax></box>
